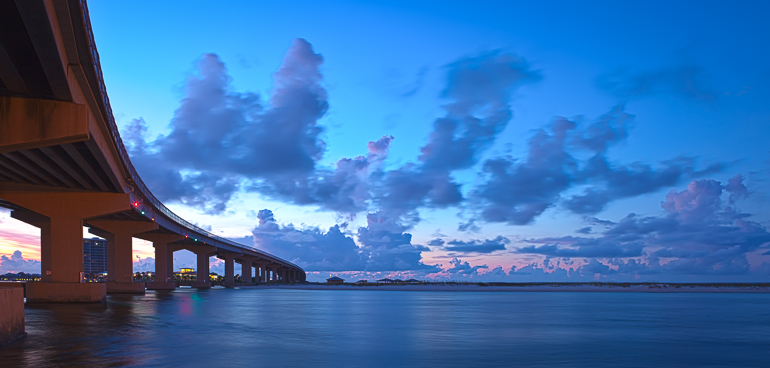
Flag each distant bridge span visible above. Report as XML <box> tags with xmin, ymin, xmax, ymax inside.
<box><xmin>0</xmin><ymin>0</ymin><xmax>305</xmax><ymax>302</ymax></box>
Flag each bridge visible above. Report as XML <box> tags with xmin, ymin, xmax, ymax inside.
<box><xmin>0</xmin><ymin>0</ymin><xmax>305</xmax><ymax>302</ymax></box>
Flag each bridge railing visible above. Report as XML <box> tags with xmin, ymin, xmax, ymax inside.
<box><xmin>77</xmin><ymin>0</ymin><xmax>303</xmax><ymax>272</ymax></box>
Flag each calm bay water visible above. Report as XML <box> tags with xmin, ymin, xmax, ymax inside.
<box><xmin>1</xmin><ymin>288</ymin><xmax>769</xmax><ymax>367</ymax></box>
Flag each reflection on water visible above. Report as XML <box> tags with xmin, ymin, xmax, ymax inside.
<box><xmin>2</xmin><ymin>289</ymin><xmax>769</xmax><ymax>367</ymax></box>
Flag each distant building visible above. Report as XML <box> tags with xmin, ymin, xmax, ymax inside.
<box><xmin>175</xmin><ymin>268</ymin><xmax>196</xmax><ymax>281</ymax></box>
<box><xmin>405</xmin><ymin>279</ymin><xmax>422</xmax><ymax>283</ymax></box>
<box><xmin>0</xmin><ymin>272</ymin><xmax>41</xmax><ymax>282</ymax></box>
<box><xmin>377</xmin><ymin>278</ymin><xmax>394</xmax><ymax>284</ymax></box>
<box><xmin>134</xmin><ymin>271</ymin><xmax>155</xmax><ymax>282</ymax></box>
<box><xmin>83</xmin><ymin>238</ymin><xmax>107</xmax><ymax>275</ymax></box>
<box><xmin>355</xmin><ymin>280</ymin><xmax>368</xmax><ymax>284</ymax></box>
<box><xmin>326</xmin><ymin>276</ymin><xmax>344</xmax><ymax>284</ymax></box>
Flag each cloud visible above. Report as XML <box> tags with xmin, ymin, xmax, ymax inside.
<box><xmin>517</xmin><ymin>237</ymin><xmax>645</xmax><ymax>258</ymax></box>
<box><xmin>126</xmin><ymin>43</ymin><xmax>541</xmax><ymax>221</ymax></box>
<box><xmin>357</xmin><ymin>212</ymin><xmax>441</xmax><ymax>272</ymax></box>
<box><xmin>126</xmin><ymin>39</ymin><xmax>328</xmax><ymax>214</ymax></box>
<box><xmin>251</xmin><ymin>209</ymin><xmax>366</xmax><ymax>271</ymax></box>
<box><xmin>597</xmin><ymin>65</ymin><xmax>716</xmax><ymax>102</ymax></box>
<box><xmin>245</xmin><ymin>209</ymin><xmax>441</xmax><ymax>272</ymax></box>
<box><xmin>445</xmin><ymin>257</ymin><xmax>488</xmax><ymax>276</ymax></box>
<box><xmin>252</xmin><ymin>135</ymin><xmax>393</xmax><ymax>214</ymax></box>
<box><xmin>576</xmin><ymin>227</ymin><xmax>592</xmax><ymax>234</ymax></box>
<box><xmin>0</xmin><ymin>250</ymin><xmax>40</xmax><ymax>274</ymax></box>
<box><xmin>469</xmin><ymin>105</ymin><xmax>722</xmax><ymax>224</ymax></box>
<box><xmin>133</xmin><ymin>255</ymin><xmax>155</xmax><ymax>273</ymax></box>
<box><xmin>365</xmin><ymin>51</ymin><xmax>541</xmax><ymax>223</ymax></box>
<box><xmin>430</xmin><ymin>235</ymin><xmax>510</xmax><ymax>254</ymax></box>
<box><xmin>418</xmin><ymin>51</ymin><xmax>541</xmax><ymax>173</ymax></box>
<box><xmin>470</xmin><ymin>117</ymin><xmax>575</xmax><ymax>225</ymax></box>
<box><xmin>515</xmin><ymin>175</ymin><xmax>770</xmax><ymax>276</ymax></box>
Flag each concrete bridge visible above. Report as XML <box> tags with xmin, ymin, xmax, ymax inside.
<box><xmin>0</xmin><ymin>0</ymin><xmax>305</xmax><ymax>302</ymax></box>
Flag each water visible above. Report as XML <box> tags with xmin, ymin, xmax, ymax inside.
<box><xmin>2</xmin><ymin>288</ymin><xmax>769</xmax><ymax>367</ymax></box>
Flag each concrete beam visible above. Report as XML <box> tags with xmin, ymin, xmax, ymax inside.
<box><xmin>0</xmin><ymin>97</ymin><xmax>88</xmax><ymax>153</ymax></box>
<box><xmin>13</xmin><ymin>0</ymin><xmax>72</xmax><ymax>101</ymax></box>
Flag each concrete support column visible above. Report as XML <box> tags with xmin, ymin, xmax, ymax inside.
<box><xmin>274</xmin><ymin>266</ymin><xmax>281</xmax><ymax>282</ymax></box>
<box><xmin>263</xmin><ymin>265</ymin><xmax>269</xmax><ymax>283</ymax></box>
<box><xmin>87</xmin><ymin>220</ymin><xmax>158</xmax><ymax>294</ymax></box>
<box><xmin>241</xmin><ymin>262</ymin><xmax>252</xmax><ymax>285</ymax></box>
<box><xmin>138</xmin><ymin>234</ymin><xmax>184</xmax><ymax>291</ymax></box>
<box><xmin>2</xmin><ymin>189</ymin><xmax>130</xmax><ymax>302</ymax></box>
<box><xmin>221</xmin><ymin>254</ymin><xmax>238</xmax><ymax>287</ymax></box>
<box><xmin>256</xmin><ymin>263</ymin><xmax>267</xmax><ymax>283</ymax></box>
<box><xmin>196</xmin><ymin>252</ymin><xmax>210</xmax><ymax>287</ymax></box>
<box><xmin>239</xmin><ymin>257</ymin><xmax>255</xmax><ymax>286</ymax></box>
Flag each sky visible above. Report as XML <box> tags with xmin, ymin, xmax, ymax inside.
<box><xmin>2</xmin><ymin>0</ymin><xmax>770</xmax><ymax>282</ymax></box>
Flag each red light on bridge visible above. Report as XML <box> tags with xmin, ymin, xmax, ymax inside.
<box><xmin>133</xmin><ymin>201</ymin><xmax>139</xmax><ymax>207</ymax></box>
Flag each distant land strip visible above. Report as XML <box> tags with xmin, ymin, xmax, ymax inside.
<box><xmin>248</xmin><ymin>282</ymin><xmax>770</xmax><ymax>293</ymax></box>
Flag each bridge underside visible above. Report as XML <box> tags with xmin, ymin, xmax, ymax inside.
<box><xmin>0</xmin><ymin>0</ymin><xmax>304</xmax><ymax>302</ymax></box>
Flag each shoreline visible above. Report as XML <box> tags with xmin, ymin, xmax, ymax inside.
<box><xmin>241</xmin><ymin>283</ymin><xmax>770</xmax><ymax>293</ymax></box>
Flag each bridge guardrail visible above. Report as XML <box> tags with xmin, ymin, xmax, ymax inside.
<box><xmin>78</xmin><ymin>0</ymin><xmax>303</xmax><ymax>272</ymax></box>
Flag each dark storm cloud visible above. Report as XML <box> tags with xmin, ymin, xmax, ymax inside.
<box><xmin>597</xmin><ymin>65</ymin><xmax>716</xmax><ymax>102</ymax></box>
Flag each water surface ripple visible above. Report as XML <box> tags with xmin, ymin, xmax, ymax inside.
<box><xmin>2</xmin><ymin>288</ymin><xmax>769</xmax><ymax>367</ymax></box>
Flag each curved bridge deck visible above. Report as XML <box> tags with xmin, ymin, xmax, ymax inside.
<box><xmin>0</xmin><ymin>0</ymin><xmax>304</xmax><ymax>302</ymax></box>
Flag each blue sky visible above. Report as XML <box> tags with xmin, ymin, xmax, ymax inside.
<box><xmin>2</xmin><ymin>0</ymin><xmax>769</xmax><ymax>281</ymax></box>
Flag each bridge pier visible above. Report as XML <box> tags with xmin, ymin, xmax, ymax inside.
<box><xmin>220</xmin><ymin>252</ymin><xmax>239</xmax><ymax>287</ymax></box>
<box><xmin>87</xmin><ymin>220</ymin><xmax>158</xmax><ymax>294</ymax></box>
<box><xmin>138</xmin><ymin>234</ymin><xmax>184</xmax><ymax>290</ymax></box>
<box><xmin>1</xmin><ymin>187</ymin><xmax>130</xmax><ymax>302</ymax></box>
<box><xmin>189</xmin><ymin>245</ymin><xmax>216</xmax><ymax>288</ymax></box>
<box><xmin>254</xmin><ymin>262</ymin><xmax>266</xmax><ymax>284</ymax></box>
<box><xmin>239</xmin><ymin>256</ymin><xmax>255</xmax><ymax>286</ymax></box>
<box><xmin>268</xmin><ymin>265</ymin><xmax>276</xmax><ymax>282</ymax></box>
<box><xmin>275</xmin><ymin>265</ymin><xmax>283</xmax><ymax>282</ymax></box>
